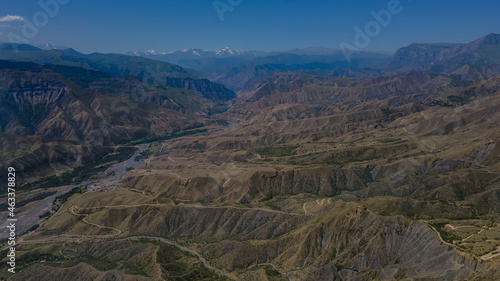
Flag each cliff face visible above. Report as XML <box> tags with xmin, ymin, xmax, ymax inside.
<box><xmin>388</xmin><ymin>33</ymin><xmax>500</xmax><ymax>80</ymax></box>
<box><xmin>163</xmin><ymin>77</ymin><xmax>236</xmax><ymax>102</ymax></box>
<box><xmin>0</xmin><ymin>63</ymin><xmax>205</xmax><ymax>182</ymax></box>
<box><xmin>248</xmin><ymin>168</ymin><xmax>371</xmax><ymax>198</ymax></box>
<box><xmin>390</xmin><ymin>43</ymin><xmax>461</xmax><ymax>70</ymax></box>
<box><xmin>0</xmin><ymin>67</ymin><xmax>198</xmax><ymax>145</ymax></box>
<box><xmin>44</xmin><ymin>65</ymin><xmax>219</xmax><ymax>116</ymax></box>
<box><xmin>120</xmin><ymin>167</ymin><xmax>371</xmax><ymax>204</ymax></box>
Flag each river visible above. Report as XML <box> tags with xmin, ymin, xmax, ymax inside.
<box><xmin>0</xmin><ymin>143</ymin><xmax>151</xmax><ymax>239</ymax></box>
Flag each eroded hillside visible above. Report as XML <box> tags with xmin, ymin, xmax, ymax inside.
<box><xmin>10</xmin><ymin>72</ymin><xmax>500</xmax><ymax>280</ymax></box>
<box><xmin>2</xmin><ymin>35</ymin><xmax>500</xmax><ymax>280</ymax></box>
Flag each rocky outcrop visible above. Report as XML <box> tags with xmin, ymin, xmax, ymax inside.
<box><xmin>388</xmin><ymin>33</ymin><xmax>500</xmax><ymax>80</ymax></box>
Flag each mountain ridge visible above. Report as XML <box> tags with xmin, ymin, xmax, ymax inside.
<box><xmin>0</xmin><ymin>47</ymin><xmax>237</xmax><ymax>102</ymax></box>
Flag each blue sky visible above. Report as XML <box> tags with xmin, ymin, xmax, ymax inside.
<box><xmin>0</xmin><ymin>0</ymin><xmax>499</xmax><ymax>54</ymax></box>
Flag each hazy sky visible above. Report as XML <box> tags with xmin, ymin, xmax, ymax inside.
<box><xmin>1</xmin><ymin>0</ymin><xmax>499</xmax><ymax>54</ymax></box>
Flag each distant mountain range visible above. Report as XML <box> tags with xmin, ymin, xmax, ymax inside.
<box><xmin>0</xmin><ymin>43</ymin><xmax>236</xmax><ymax>102</ymax></box>
<box><xmin>125</xmin><ymin>46</ymin><xmax>368</xmax><ymax>63</ymax></box>
<box><xmin>127</xmin><ymin>46</ymin><xmax>389</xmax><ymax>65</ymax></box>
<box><xmin>125</xmin><ymin>33</ymin><xmax>500</xmax><ymax>90</ymax></box>
<box><xmin>127</xmin><ymin>47</ymin><xmax>391</xmax><ymax>90</ymax></box>
<box><xmin>0</xmin><ymin>33</ymin><xmax>498</xmax><ymax>93</ymax></box>
<box><xmin>127</xmin><ymin>47</ymin><xmax>263</xmax><ymax>63</ymax></box>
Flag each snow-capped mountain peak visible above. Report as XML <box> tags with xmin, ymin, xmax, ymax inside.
<box><xmin>215</xmin><ymin>47</ymin><xmax>243</xmax><ymax>56</ymax></box>
<box><xmin>128</xmin><ymin>47</ymin><xmax>247</xmax><ymax>60</ymax></box>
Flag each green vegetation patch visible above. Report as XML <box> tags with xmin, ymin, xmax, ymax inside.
<box><xmin>239</xmin><ymin>265</ymin><xmax>287</xmax><ymax>281</ymax></box>
<box><xmin>0</xmin><ymin>191</ymin><xmax>56</xmax><ymax>209</ymax></box>
<box><xmin>251</xmin><ymin>145</ymin><xmax>298</xmax><ymax>158</ymax></box>
<box><xmin>156</xmin><ymin>243</ymin><xmax>228</xmax><ymax>280</ymax></box>
<box><xmin>54</xmin><ymin>185</ymin><xmax>86</xmax><ymax>206</ymax></box>
<box><xmin>0</xmin><ymin>239</ymin><xmax>229</xmax><ymax>279</ymax></box>
<box><xmin>264</xmin><ymin>266</ymin><xmax>287</xmax><ymax>281</ymax></box>
<box><xmin>20</xmin><ymin>146</ymin><xmax>136</xmax><ymax>190</ymax></box>
<box><xmin>129</xmin><ymin>128</ymin><xmax>207</xmax><ymax>145</ymax></box>
<box><xmin>431</xmin><ymin>222</ymin><xmax>462</xmax><ymax>244</ymax></box>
